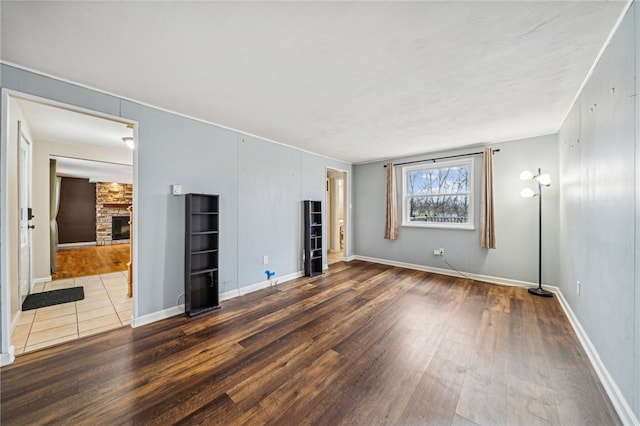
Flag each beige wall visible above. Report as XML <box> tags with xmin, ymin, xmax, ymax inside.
<box><xmin>32</xmin><ymin>139</ymin><xmax>132</xmax><ymax>280</ymax></box>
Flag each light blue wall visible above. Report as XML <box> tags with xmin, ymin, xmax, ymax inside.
<box><xmin>353</xmin><ymin>134</ymin><xmax>559</xmax><ymax>286</ymax></box>
<box><xmin>0</xmin><ymin>64</ymin><xmax>352</xmax><ymax>318</ymax></box>
<box><xmin>558</xmin><ymin>3</ymin><xmax>638</xmax><ymax>420</ymax></box>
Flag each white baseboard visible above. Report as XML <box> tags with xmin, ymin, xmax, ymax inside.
<box><xmin>343</xmin><ymin>255</ymin><xmax>356</xmax><ymax>262</ymax></box>
<box><xmin>32</xmin><ymin>276</ymin><xmax>52</xmax><ymax>292</ymax></box>
<box><xmin>354</xmin><ymin>254</ymin><xmax>636</xmax><ymax>425</ymax></box>
<box><xmin>131</xmin><ymin>305</ymin><xmax>185</xmax><ymax>328</ymax></box>
<box><xmin>220</xmin><ymin>270</ymin><xmax>304</xmax><ymax>301</ymax></box>
<box><xmin>31</xmin><ymin>275</ymin><xmax>52</xmax><ymax>292</ymax></box>
<box><xmin>353</xmin><ymin>255</ymin><xmax>558</xmax><ymax>292</ymax></box>
<box><xmin>132</xmin><ymin>271</ymin><xmax>305</xmax><ymax>328</ymax></box>
<box><xmin>58</xmin><ymin>242</ymin><xmax>96</xmax><ymax>248</ymax></box>
<box><xmin>1</xmin><ymin>346</ymin><xmax>15</xmax><ymax>366</ymax></box>
<box><xmin>555</xmin><ymin>290</ymin><xmax>639</xmax><ymax>426</ymax></box>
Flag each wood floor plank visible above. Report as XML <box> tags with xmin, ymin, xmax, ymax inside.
<box><xmin>52</xmin><ymin>244</ymin><xmax>129</xmax><ymax>280</ymax></box>
<box><xmin>1</xmin><ymin>260</ymin><xmax>621</xmax><ymax>425</ymax></box>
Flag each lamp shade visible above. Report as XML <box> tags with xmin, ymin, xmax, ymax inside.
<box><xmin>122</xmin><ymin>137</ymin><xmax>134</xmax><ymax>149</ymax></box>
<box><xmin>536</xmin><ymin>173</ymin><xmax>551</xmax><ymax>186</ymax></box>
<box><xmin>520</xmin><ymin>170</ymin><xmax>534</xmax><ymax>180</ymax></box>
<box><xmin>520</xmin><ymin>188</ymin><xmax>536</xmax><ymax>198</ymax></box>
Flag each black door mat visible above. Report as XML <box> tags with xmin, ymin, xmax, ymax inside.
<box><xmin>22</xmin><ymin>287</ymin><xmax>84</xmax><ymax>311</ymax></box>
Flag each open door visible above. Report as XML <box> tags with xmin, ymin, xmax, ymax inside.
<box><xmin>18</xmin><ymin>122</ymin><xmax>33</xmax><ymax>303</ymax></box>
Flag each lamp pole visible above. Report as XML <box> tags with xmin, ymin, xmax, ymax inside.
<box><xmin>528</xmin><ymin>168</ymin><xmax>553</xmax><ymax>297</ymax></box>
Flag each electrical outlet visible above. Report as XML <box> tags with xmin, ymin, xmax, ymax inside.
<box><xmin>433</xmin><ymin>248</ymin><xmax>444</xmax><ymax>256</ymax></box>
<box><xmin>171</xmin><ymin>184</ymin><xmax>182</xmax><ymax>195</ymax></box>
<box><xmin>263</xmin><ymin>255</ymin><xmax>269</xmax><ymax>265</ymax></box>
<box><xmin>576</xmin><ymin>281</ymin><xmax>580</xmax><ymax>295</ymax></box>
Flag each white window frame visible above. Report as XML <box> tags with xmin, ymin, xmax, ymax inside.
<box><xmin>401</xmin><ymin>158</ymin><xmax>475</xmax><ymax>230</ymax></box>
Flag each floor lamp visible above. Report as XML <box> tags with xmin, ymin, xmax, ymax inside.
<box><xmin>520</xmin><ymin>168</ymin><xmax>553</xmax><ymax>297</ymax></box>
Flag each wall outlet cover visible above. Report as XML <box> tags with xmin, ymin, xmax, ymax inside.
<box><xmin>172</xmin><ymin>184</ymin><xmax>182</xmax><ymax>195</ymax></box>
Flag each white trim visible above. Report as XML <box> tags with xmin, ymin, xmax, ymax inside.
<box><xmin>31</xmin><ymin>276</ymin><xmax>52</xmax><ymax>292</ymax></box>
<box><xmin>0</xmin><ymin>61</ymin><xmax>350</xmax><ymax>166</ymax></box>
<box><xmin>220</xmin><ymin>270</ymin><xmax>304</xmax><ymax>301</ymax></box>
<box><xmin>353</xmin><ymin>255</ymin><xmax>558</xmax><ymax>291</ymax></box>
<box><xmin>1</xmin><ymin>89</ymin><xmax>13</xmax><ymax>364</ymax></box>
<box><xmin>555</xmin><ymin>290</ymin><xmax>639</xmax><ymax>426</ymax></box>
<box><xmin>58</xmin><ymin>242</ymin><xmax>97</xmax><ymax>248</ymax></box>
<box><xmin>33</xmin><ymin>276</ymin><xmax>52</xmax><ymax>284</ymax></box>
<box><xmin>2</xmin><ymin>88</ymin><xmax>137</xmax><ymax>129</ymax></box>
<box><xmin>132</xmin><ymin>271</ymin><xmax>304</xmax><ymax>327</ymax></box>
<box><xmin>131</xmin><ymin>305</ymin><xmax>185</xmax><ymax>328</ymax></box>
<box><xmin>326</xmin><ymin>166</ymin><xmax>351</xmax><ymax>264</ymax></box>
<box><xmin>0</xmin><ymin>346</ymin><xmax>15</xmax><ymax>367</ymax></box>
<box><xmin>343</xmin><ymin>255</ymin><xmax>356</xmax><ymax>262</ymax></box>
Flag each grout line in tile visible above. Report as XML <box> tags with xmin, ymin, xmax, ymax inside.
<box><xmin>16</xmin><ymin>271</ymin><xmax>131</xmax><ymax>355</ymax></box>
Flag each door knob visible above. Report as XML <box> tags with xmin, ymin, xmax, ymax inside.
<box><xmin>28</xmin><ymin>225</ymin><xmax>35</xmax><ymax>229</ymax></box>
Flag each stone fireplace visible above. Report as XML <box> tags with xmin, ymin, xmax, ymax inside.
<box><xmin>96</xmin><ymin>182</ymin><xmax>132</xmax><ymax>245</ymax></box>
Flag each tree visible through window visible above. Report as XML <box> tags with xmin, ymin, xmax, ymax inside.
<box><xmin>402</xmin><ymin>159</ymin><xmax>474</xmax><ymax>229</ymax></box>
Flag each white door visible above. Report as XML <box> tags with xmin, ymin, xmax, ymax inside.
<box><xmin>18</xmin><ymin>124</ymin><xmax>33</xmax><ymax>303</ymax></box>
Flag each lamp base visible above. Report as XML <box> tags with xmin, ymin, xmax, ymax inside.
<box><xmin>528</xmin><ymin>287</ymin><xmax>553</xmax><ymax>297</ymax></box>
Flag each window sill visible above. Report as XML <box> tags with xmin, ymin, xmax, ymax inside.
<box><xmin>401</xmin><ymin>222</ymin><xmax>475</xmax><ymax>231</ymax></box>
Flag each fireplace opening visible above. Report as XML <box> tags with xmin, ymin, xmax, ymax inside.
<box><xmin>112</xmin><ymin>216</ymin><xmax>130</xmax><ymax>240</ymax></box>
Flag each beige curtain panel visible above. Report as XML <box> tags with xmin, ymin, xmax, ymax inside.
<box><xmin>49</xmin><ymin>159</ymin><xmax>61</xmax><ymax>273</ymax></box>
<box><xmin>480</xmin><ymin>148</ymin><xmax>496</xmax><ymax>248</ymax></box>
<box><xmin>384</xmin><ymin>162</ymin><xmax>399</xmax><ymax>240</ymax></box>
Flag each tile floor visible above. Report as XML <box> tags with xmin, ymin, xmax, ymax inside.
<box><xmin>12</xmin><ymin>271</ymin><xmax>133</xmax><ymax>355</ymax></box>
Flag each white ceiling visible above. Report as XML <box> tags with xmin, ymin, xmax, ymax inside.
<box><xmin>0</xmin><ymin>1</ymin><xmax>629</xmax><ymax>164</ymax></box>
<box><xmin>17</xmin><ymin>98</ymin><xmax>133</xmax><ymax>151</ymax></box>
<box><xmin>16</xmin><ymin>97</ymin><xmax>133</xmax><ymax>183</ymax></box>
<box><xmin>54</xmin><ymin>156</ymin><xmax>133</xmax><ymax>185</ymax></box>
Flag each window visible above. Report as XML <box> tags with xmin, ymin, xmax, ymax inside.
<box><xmin>401</xmin><ymin>159</ymin><xmax>474</xmax><ymax>229</ymax></box>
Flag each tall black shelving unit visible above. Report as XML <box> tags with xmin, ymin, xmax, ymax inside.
<box><xmin>185</xmin><ymin>193</ymin><xmax>221</xmax><ymax>317</ymax></box>
<box><xmin>303</xmin><ymin>200</ymin><xmax>323</xmax><ymax>277</ymax></box>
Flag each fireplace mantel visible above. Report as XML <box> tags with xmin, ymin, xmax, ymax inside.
<box><xmin>103</xmin><ymin>203</ymin><xmax>132</xmax><ymax>208</ymax></box>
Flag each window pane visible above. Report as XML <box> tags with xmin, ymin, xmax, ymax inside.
<box><xmin>406</xmin><ymin>166</ymin><xmax>469</xmax><ymax>196</ymax></box>
<box><xmin>407</xmin><ymin>195</ymin><xmax>469</xmax><ymax>224</ymax></box>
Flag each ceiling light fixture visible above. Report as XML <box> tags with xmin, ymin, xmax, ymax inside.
<box><xmin>122</xmin><ymin>137</ymin><xmax>134</xmax><ymax>150</ymax></box>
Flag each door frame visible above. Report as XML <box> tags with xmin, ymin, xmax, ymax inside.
<box><xmin>0</xmin><ymin>89</ymin><xmax>139</xmax><ymax>366</ymax></box>
<box><xmin>325</xmin><ymin>166</ymin><xmax>349</xmax><ymax>264</ymax></box>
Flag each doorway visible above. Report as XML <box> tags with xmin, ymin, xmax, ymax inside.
<box><xmin>326</xmin><ymin>168</ymin><xmax>347</xmax><ymax>265</ymax></box>
<box><xmin>1</xmin><ymin>91</ymin><xmax>137</xmax><ymax>359</ymax></box>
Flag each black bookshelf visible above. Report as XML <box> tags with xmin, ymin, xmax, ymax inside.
<box><xmin>303</xmin><ymin>200</ymin><xmax>323</xmax><ymax>277</ymax></box>
<box><xmin>185</xmin><ymin>194</ymin><xmax>221</xmax><ymax>316</ymax></box>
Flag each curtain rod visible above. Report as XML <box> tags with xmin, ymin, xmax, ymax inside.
<box><xmin>383</xmin><ymin>148</ymin><xmax>500</xmax><ymax>167</ymax></box>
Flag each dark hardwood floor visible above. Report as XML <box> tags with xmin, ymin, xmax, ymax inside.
<box><xmin>52</xmin><ymin>244</ymin><xmax>130</xmax><ymax>280</ymax></box>
<box><xmin>1</xmin><ymin>260</ymin><xmax>620</xmax><ymax>425</ymax></box>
